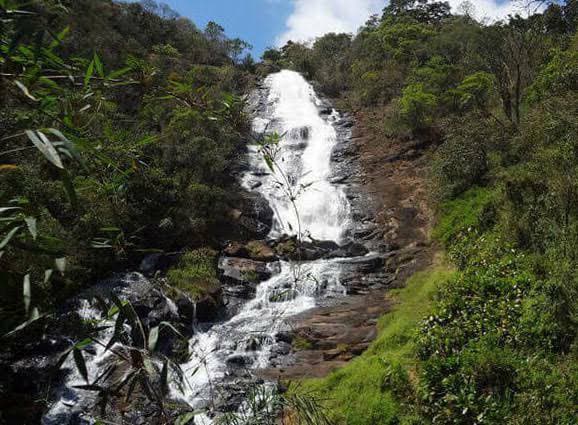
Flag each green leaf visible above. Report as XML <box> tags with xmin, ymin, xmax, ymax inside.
<box><xmin>14</xmin><ymin>80</ymin><xmax>38</xmax><ymax>101</ymax></box>
<box><xmin>107</xmin><ymin>67</ymin><xmax>131</xmax><ymax>80</ymax></box>
<box><xmin>24</xmin><ymin>216</ymin><xmax>37</xmax><ymax>240</ymax></box>
<box><xmin>74</xmin><ymin>338</ymin><xmax>93</xmax><ymax>350</ymax></box>
<box><xmin>23</xmin><ymin>274</ymin><xmax>31</xmax><ymax>316</ymax></box>
<box><xmin>73</xmin><ymin>348</ymin><xmax>89</xmax><ymax>383</ymax></box>
<box><xmin>44</xmin><ymin>269</ymin><xmax>53</xmax><ymax>284</ymax></box>
<box><xmin>148</xmin><ymin>326</ymin><xmax>159</xmax><ymax>352</ymax></box>
<box><xmin>93</xmin><ymin>53</ymin><xmax>104</xmax><ymax>78</ymax></box>
<box><xmin>61</xmin><ymin>169</ymin><xmax>78</xmax><ymax>209</ymax></box>
<box><xmin>0</xmin><ymin>207</ymin><xmax>21</xmax><ymax>214</ymax></box>
<box><xmin>49</xmin><ymin>26</ymin><xmax>70</xmax><ymax>50</ymax></box>
<box><xmin>25</xmin><ymin>130</ymin><xmax>64</xmax><ymax>169</ymax></box>
<box><xmin>0</xmin><ymin>226</ymin><xmax>21</xmax><ymax>249</ymax></box>
<box><xmin>175</xmin><ymin>412</ymin><xmax>197</xmax><ymax>425</ymax></box>
<box><xmin>84</xmin><ymin>59</ymin><xmax>95</xmax><ymax>87</ymax></box>
<box><xmin>106</xmin><ymin>311</ymin><xmax>125</xmax><ymax>351</ymax></box>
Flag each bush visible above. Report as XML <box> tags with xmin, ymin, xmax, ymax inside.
<box><xmin>399</xmin><ymin>83</ymin><xmax>438</xmax><ymax>130</ymax></box>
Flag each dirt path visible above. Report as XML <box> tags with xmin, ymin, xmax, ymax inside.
<box><xmin>262</xmin><ymin>107</ymin><xmax>437</xmax><ymax>380</ymax></box>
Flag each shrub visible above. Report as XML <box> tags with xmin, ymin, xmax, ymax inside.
<box><xmin>399</xmin><ymin>83</ymin><xmax>439</xmax><ymax>130</ymax></box>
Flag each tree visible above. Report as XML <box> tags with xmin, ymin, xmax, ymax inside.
<box><xmin>399</xmin><ymin>83</ymin><xmax>439</xmax><ymax>129</ymax></box>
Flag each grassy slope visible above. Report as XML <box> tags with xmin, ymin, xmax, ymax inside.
<box><xmin>299</xmin><ymin>261</ymin><xmax>455</xmax><ymax>425</ymax></box>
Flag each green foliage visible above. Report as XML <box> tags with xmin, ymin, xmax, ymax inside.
<box><xmin>527</xmin><ymin>49</ymin><xmax>578</xmax><ymax>103</ymax></box>
<box><xmin>453</xmin><ymin>71</ymin><xmax>496</xmax><ymax>112</ymax></box>
<box><xmin>399</xmin><ymin>83</ymin><xmax>438</xmax><ymax>130</ymax></box>
<box><xmin>432</xmin><ymin>187</ymin><xmax>496</xmax><ymax>245</ymax></box>
<box><xmin>0</xmin><ymin>0</ymin><xmax>252</xmax><ymax>333</ymax></box>
<box><xmin>166</xmin><ymin>249</ymin><xmax>220</xmax><ymax>300</ymax></box>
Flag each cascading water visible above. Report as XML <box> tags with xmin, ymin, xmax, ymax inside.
<box><xmin>42</xmin><ymin>70</ymin><xmax>358</xmax><ymax>424</ymax></box>
<box><xmin>177</xmin><ymin>70</ymin><xmax>354</xmax><ymax>418</ymax></box>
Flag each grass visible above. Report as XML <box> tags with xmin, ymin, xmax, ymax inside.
<box><xmin>166</xmin><ymin>248</ymin><xmax>220</xmax><ymax>300</ymax></box>
<box><xmin>433</xmin><ymin>186</ymin><xmax>496</xmax><ymax>245</ymax></box>
<box><xmin>297</xmin><ymin>261</ymin><xmax>455</xmax><ymax>425</ymax></box>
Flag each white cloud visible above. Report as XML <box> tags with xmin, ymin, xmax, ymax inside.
<box><xmin>275</xmin><ymin>0</ymin><xmax>531</xmax><ymax>47</ymax></box>
<box><xmin>448</xmin><ymin>0</ymin><xmax>527</xmax><ymax>22</ymax></box>
<box><xmin>276</xmin><ymin>0</ymin><xmax>383</xmax><ymax>46</ymax></box>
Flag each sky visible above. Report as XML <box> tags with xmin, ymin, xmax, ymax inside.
<box><xmin>140</xmin><ymin>0</ymin><xmax>528</xmax><ymax>59</ymax></box>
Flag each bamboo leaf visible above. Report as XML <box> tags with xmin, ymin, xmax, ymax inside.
<box><xmin>61</xmin><ymin>169</ymin><xmax>78</xmax><ymax>209</ymax></box>
<box><xmin>148</xmin><ymin>326</ymin><xmax>159</xmax><ymax>352</ymax></box>
<box><xmin>73</xmin><ymin>348</ymin><xmax>89</xmax><ymax>383</ymax></box>
<box><xmin>14</xmin><ymin>80</ymin><xmax>38</xmax><ymax>101</ymax></box>
<box><xmin>93</xmin><ymin>53</ymin><xmax>104</xmax><ymax>78</ymax></box>
<box><xmin>175</xmin><ymin>412</ymin><xmax>197</xmax><ymax>425</ymax></box>
<box><xmin>44</xmin><ymin>269</ymin><xmax>53</xmax><ymax>284</ymax></box>
<box><xmin>84</xmin><ymin>59</ymin><xmax>95</xmax><ymax>87</ymax></box>
<box><xmin>25</xmin><ymin>130</ymin><xmax>64</xmax><ymax>169</ymax></box>
<box><xmin>55</xmin><ymin>347</ymin><xmax>73</xmax><ymax>370</ymax></box>
<box><xmin>23</xmin><ymin>274</ymin><xmax>31</xmax><ymax>316</ymax></box>
<box><xmin>0</xmin><ymin>226</ymin><xmax>21</xmax><ymax>249</ymax></box>
<box><xmin>105</xmin><ymin>311</ymin><xmax>125</xmax><ymax>351</ymax></box>
<box><xmin>55</xmin><ymin>257</ymin><xmax>66</xmax><ymax>275</ymax></box>
<box><xmin>24</xmin><ymin>216</ymin><xmax>37</xmax><ymax>240</ymax></box>
<box><xmin>48</xmin><ymin>26</ymin><xmax>70</xmax><ymax>50</ymax></box>
<box><xmin>0</xmin><ymin>207</ymin><xmax>21</xmax><ymax>214</ymax></box>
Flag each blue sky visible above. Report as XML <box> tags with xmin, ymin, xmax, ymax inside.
<box><xmin>131</xmin><ymin>0</ymin><xmax>523</xmax><ymax>59</ymax></box>
<box><xmin>142</xmin><ymin>0</ymin><xmax>293</xmax><ymax>58</ymax></box>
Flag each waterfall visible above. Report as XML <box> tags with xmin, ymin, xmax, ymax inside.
<box><xmin>177</xmin><ymin>70</ymin><xmax>353</xmax><ymax>416</ymax></box>
<box><xmin>42</xmin><ymin>70</ymin><xmax>355</xmax><ymax>423</ymax></box>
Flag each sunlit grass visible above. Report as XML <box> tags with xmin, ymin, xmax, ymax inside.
<box><xmin>298</xmin><ymin>261</ymin><xmax>455</xmax><ymax>425</ymax></box>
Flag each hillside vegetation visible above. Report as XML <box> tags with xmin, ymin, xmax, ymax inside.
<box><xmin>0</xmin><ymin>0</ymin><xmax>256</xmax><ymax>334</ymax></box>
<box><xmin>265</xmin><ymin>0</ymin><xmax>578</xmax><ymax>423</ymax></box>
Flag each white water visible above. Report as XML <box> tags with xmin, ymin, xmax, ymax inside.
<box><xmin>248</xmin><ymin>70</ymin><xmax>350</xmax><ymax>241</ymax></box>
<box><xmin>178</xmin><ymin>70</ymin><xmax>352</xmax><ymax>415</ymax></box>
<box><xmin>43</xmin><ymin>70</ymin><xmax>353</xmax><ymax>423</ymax></box>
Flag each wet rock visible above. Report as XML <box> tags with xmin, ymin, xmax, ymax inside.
<box><xmin>330</xmin><ymin>175</ymin><xmax>349</xmax><ymax>184</ymax></box>
<box><xmin>219</xmin><ymin>257</ymin><xmax>277</xmax><ymax>283</ymax></box>
<box><xmin>248</xmin><ymin>180</ymin><xmax>262</xmax><ymax>190</ymax></box>
<box><xmin>237</xmin><ymin>192</ymin><xmax>274</xmax><ymax>239</ymax></box>
<box><xmin>288</xmin><ymin>126</ymin><xmax>310</xmax><ymax>140</ymax></box>
<box><xmin>139</xmin><ymin>253</ymin><xmax>179</xmax><ymax>276</ymax></box>
<box><xmin>275</xmin><ymin>331</ymin><xmax>293</xmax><ymax>344</ymax></box>
<box><xmin>245</xmin><ymin>337</ymin><xmax>262</xmax><ymax>352</ymax></box>
<box><xmin>271</xmin><ymin>342</ymin><xmax>291</xmax><ymax>357</ymax></box>
<box><xmin>245</xmin><ymin>240</ymin><xmax>277</xmax><ymax>262</ymax></box>
<box><xmin>226</xmin><ymin>354</ymin><xmax>254</xmax><ymax>368</ymax></box>
<box><xmin>340</xmin><ymin>254</ymin><xmax>386</xmax><ymax>273</ymax></box>
<box><xmin>176</xmin><ymin>291</ymin><xmax>221</xmax><ymax>324</ymax></box>
<box><xmin>224</xmin><ymin>241</ymin><xmax>249</xmax><ymax>258</ymax></box>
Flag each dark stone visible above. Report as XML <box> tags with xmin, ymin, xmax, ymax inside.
<box><xmin>226</xmin><ymin>354</ymin><xmax>254</xmax><ymax>368</ymax></box>
<box><xmin>275</xmin><ymin>331</ymin><xmax>293</xmax><ymax>344</ymax></box>
<box><xmin>288</xmin><ymin>126</ymin><xmax>310</xmax><ymax>140</ymax></box>
<box><xmin>219</xmin><ymin>257</ymin><xmax>277</xmax><ymax>283</ymax></box>
<box><xmin>271</xmin><ymin>342</ymin><xmax>291</xmax><ymax>356</ymax></box>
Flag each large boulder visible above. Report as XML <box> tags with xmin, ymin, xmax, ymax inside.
<box><xmin>245</xmin><ymin>240</ymin><xmax>277</xmax><ymax>261</ymax></box>
<box><xmin>219</xmin><ymin>257</ymin><xmax>278</xmax><ymax>283</ymax></box>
